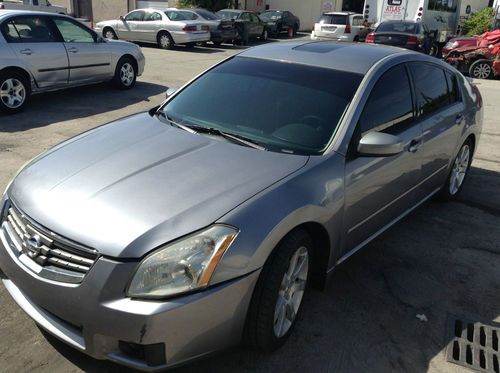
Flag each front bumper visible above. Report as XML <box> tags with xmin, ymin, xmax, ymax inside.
<box><xmin>0</xmin><ymin>219</ymin><xmax>260</xmax><ymax>371</ymax></box>
<box><xmin>170</xmin><ymin>31</ymin><xmax>210</xmax><ymax>44</ymax></box>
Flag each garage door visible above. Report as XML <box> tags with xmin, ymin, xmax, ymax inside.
<box><xmin>136</xmin><ymin>1</ymin><xmax>169</xmax><ymax>9</ymax></box>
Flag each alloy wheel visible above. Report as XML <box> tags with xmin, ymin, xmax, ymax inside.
<box><xmin>449</xmin><ymin>144</ymin><xmax>470</xmax><ymax>195</ymax></box>
<box><xmin>104</xmin><ymin>30</ymin><xmax>116</xmax><ymax>39</ymax></box>
<box><xmin>273</xmin><ymin>246</ymin><xmax>308</xmax><ymax>338</ymax></box>
<box><xmin>160</xmin><ymin>34</ymin><xmax>171</xmax><ymax>49</ymax></box>
<box><xmin>120</xmin><ymin>63</ymin><xmax>135</xmax><ymax>87</ymax></box>
<box><xmin>0</xmin><ymin>78</ymin><xmax>26</xmax><ymax>109</ymax></box>
<box><xmin>472</xmin><ymin>63</ymin><xmax>492</xmax><ymax>79</ymax></box>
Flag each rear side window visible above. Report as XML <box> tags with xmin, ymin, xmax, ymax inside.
<box><xmin>1</xmin><ymin>16</ymin><xmax>57</xmax><ymax>43</ymax></box>
<box><xmin>352</xmin><ymin>16</ymin><xmax>363</xmax><ymax>26</ymax></box>
<box><xmin>445</xmin><ymin>71</ymin><xmax>461</xmax><ymax>104</ymax></box>
<box><xmin>359</xmin><ymin>64</ymin><xmax>414</xmax><ymax>135</ymax></box>
<box><xmin>144</xmin><ymin>12</ymin><xmax>163</xmax><ymax>21</ymax></box>
<box><xmin>409</xmin><ymin>64</ymin><xmax>450</xmax><ymax>116</ymax></box>
<box><xmin>319</xmin><ymin>14</ymin><xmax>348</xmax><ymax>25</ymax></box>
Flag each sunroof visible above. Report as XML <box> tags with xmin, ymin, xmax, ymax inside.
<box><xmin>293</xmin><ymin>42</ymin><xmax>348</xmax><ymax>54</ymax></box>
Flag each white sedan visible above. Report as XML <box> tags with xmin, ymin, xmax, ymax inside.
<box><xmin>95</xmin><ymin>8</ymin><xmax>210</xmax><ymax>49</ymax></box>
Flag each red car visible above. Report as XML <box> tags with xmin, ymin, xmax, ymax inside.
<box><xmin>442</xmin><ymin>36</ymin><xmax>478</xmax><ymax>56</ymax></box>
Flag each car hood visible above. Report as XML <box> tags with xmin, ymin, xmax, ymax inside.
<box><xmin>8</xmin><ymin>113</ymin><xmax>308</xmax><ymax>258</ymax></box>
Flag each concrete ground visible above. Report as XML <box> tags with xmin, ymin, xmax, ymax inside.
<box><xmin>0</xmin><ymin>37</ymin><xmax>499</xmax><ymax>373</ymax></box>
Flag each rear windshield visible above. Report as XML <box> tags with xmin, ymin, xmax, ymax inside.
<box><xmin>161</xmin><ymin>57</ymin><xmax>363</xmax><ymax>155</ymax></box>
<box><xmin>217</xmin><ymin>10</ymin><xmax>239</xmax><ymax>20</ymax></box>
<box><xmin>259</xmin><ymin>11</ymin><xmax>282</xmax><ymax>21</ymax></box>
<box><xmin>194</xmin><ymin>9</ymin><xmax>219</xmax><ymax>20</ymax></box>
<box><xmin>319</xmin><ymin>14</ymin><xmax>348</xmax><ymax>25</ymax></box>
<box><xmin>377</xmin><ymin>22</ymin><xmax>418</xmax><ymax>34</ymax></box>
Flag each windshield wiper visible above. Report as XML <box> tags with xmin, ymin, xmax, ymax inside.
<box><xmin>189</xmin><ymin>125</ymin><xmax>267</xmax><ymax>151</ymax></box>
<box><xmin>156</xmin><ymin>111</ymin><xmax>198</xmax><ymax>134</ymax></box>
<box><xmin>156</xmin><ymin>112</ymin><xmax>266</xmax><ymax>151</ymax></box>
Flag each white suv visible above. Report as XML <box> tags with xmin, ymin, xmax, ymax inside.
<box><xmin>311</xmin><ymin>12</ymin><xmax>368</xmax><ymax>42</ymax></box>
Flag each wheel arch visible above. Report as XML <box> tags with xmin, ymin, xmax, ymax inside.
<box><xmin>118</xmin><ymin>54</ymin><xmax>138</xmax><ymax>71</ymax></box>
<box><xmin>0</xmin><ymin>66</ymin><xmax>33</xmax><ymax>92</ymax></box>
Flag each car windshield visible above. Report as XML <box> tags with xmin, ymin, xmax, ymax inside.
<box><xmin>160</xmin><ymin>57</ymin><xmax>362</xmax><ymax>155</ymax></box>
<box><xmin>217</xmin><ymin>10</ymin><xmax>240</xmax><ymax>20</ymax></box>
<box><xmin>259</xmin><ymin>11</ymin><xmax>282</xmax><ymax>21</ymax></box>
<box><xmin>377</xmin><ymin>22</ymin><xmax>418</xmax><ymax>33</ymax></box>
<box><xmin>319</xmin><ymin>14</ymin><xmax>348</xmax><ymax>25</ymax></box>
<box><xmin>165</xmin><ymin>10</ymin><xmax>191</xmax><ymax>21</ymax></box>
<box><xmin>194</xmin><ymin>9</ymin><xmax>219</xmax><ymax>20</ymax></box>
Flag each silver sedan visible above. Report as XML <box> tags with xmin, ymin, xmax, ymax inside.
<box><xmin>95</xmin><ymin>8</ymin><xmax>211</xmax><ymax>49</ymax></box>
<box><xmin>0</xmin><ymin>10</ymin><xmax>145</xmax><ymax>114</ymax></box>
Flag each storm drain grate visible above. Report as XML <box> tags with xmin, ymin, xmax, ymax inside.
<box><xmin>446</xmin><ymin>319</ymin><xmax>500</xmax><ymax>372</ymax></box>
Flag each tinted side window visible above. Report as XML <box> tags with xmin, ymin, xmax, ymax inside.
<box><xmin>409</xmin><ymin>64</ymin><xmax>449</xmax><ymax>116</ymax></box>
<box><xmin>1</xmin><ymin>16</ymin><xmax>57</xmax><ymax>43</ymax></box>
<box><xmin>445</xmin><ymin>71</ymin><xmax>460</xmax><ymax>104</ymax></box>
<box><xmin>359</xmin><ymin>64</ymin><xmax>414</xmax><ymax>135</ymax></box>
<box><xmin>240</xmin><ymin>13</ymin><xmax>251</xmax><ymax>21</ymax></box>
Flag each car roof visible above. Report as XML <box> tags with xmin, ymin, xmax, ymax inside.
<box><xmin>217</xmin><ymin>9</ymin><xmax>248</xmax><ymax>13</ymax></box>
<box><xmin>322</xmin><ymin>12</ymin><xmax>359</xmax><ymax>15</ymax></box>
<box><xmin>0</xmin><ymin>9</ymin><xmax>74</xmax><ymax>21</ymax></box>
<box><xmin>238</xmin><ymin>41</ymin><xmax>419</xmax><ymax>75</ymax></box>
<box><xmin>380</xmin><ymin>20</ymin><xmax>420</xmax><ymax>24</ymax></box>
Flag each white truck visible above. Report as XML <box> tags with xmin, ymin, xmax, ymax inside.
<box><xmin>0</xmin><ymin>0</ymin><xmax>66</xmax><ymax>14</ymax></box>
<box><xmin>362</xmin><ymin>0</ymin><xmax>460</xmax><ymax>42</ymax></box>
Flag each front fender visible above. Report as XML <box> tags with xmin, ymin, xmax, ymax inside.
<box><xmin>211</xmin><ymin>154</ymin><xmax>346</xmax><ymax>285</ymax></box>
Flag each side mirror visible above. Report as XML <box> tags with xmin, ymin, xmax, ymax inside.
<box><xmin>96</xmin><ymin>36</ymin><xmax>105</xmax><ymax>43</ymax></box>
<box><xmin>120</xmin><ymin>15</ymin><xmax>125</xmax><ymax>21</ymax></box>
<box><xmin>357</xmin><ymin>131</ymin><xmax>404</xmax><ymax>156</ymax></box>
<box><xmin>165</xmin><ymin>86</ymin><xmax>179</xmax><ymax>99</ymax></box>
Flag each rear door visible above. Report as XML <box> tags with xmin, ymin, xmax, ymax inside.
<box><xmin>408</xmin><ymin>63</ymin><xmax>464</xmax><ymax>198</ymax></box>
<box><xmin>52</xmin><ymin>17</ymin><xmax>112</xmax><ymax>84</ymax></box>
<box><xmin>342</xmin><ymin>64</ymin><xmax>423</xmax><ymax>256</ymax></box>
<box><xmin>137</xmin><ymin>10</ymin><xmax>164</xmax><ymax>43</ymax></box>
<box><xmin>250</xmin><ymin>13</ymin><xmax>263</xmax><ymax>37</ymax></box>
<box><xmin>2</xmin><ymin>15</ymin><xmax>68</xmax><ymax>88</ymax></box>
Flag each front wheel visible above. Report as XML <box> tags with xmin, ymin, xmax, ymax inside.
<box><xmin>469</xmin><ymin>59</ymin><xmax>493</xmax><ymax>79</ymax></box>
<box><xmin>112</xmin><ymin>57</ymin><xmax>137</xmax><ymax>89</ymax></box>
<box><xmin>103</xmin><ymin>27</ymin><xmax>117</xmax><ymax>40</ymax></box>
<box><xmin>439</xmin><ymin>139</ymin><xmax>473</xmax><ymax>200</ymax></box>
<box><xmin>245</xmin><ymin>229</ymin><xmax>311</xmax><ymax>351</ymax></box>
<box><xmin>0</xmin><ymin>71</ymin><xmax>30</xmax><ymax>114</ymax></box>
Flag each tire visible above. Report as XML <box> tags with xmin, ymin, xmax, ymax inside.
<box><xmin>245</xmin><ymin>229</ymin><xmax>311</xmax><ymax>352</ymax></box>
<box><xmin>112</xmin><ymin>57</ymin><xmax>137</xmax><ymax>89</ymax></box>
<box><xmin>293</xmin><ymin>24</ymin><xmax>298</xmax><ymax>36</ymax></box>
<box><xmin>428</xmin><ymin>43</ymin><xmax>438</xmax><ymax>57</ymax></box>
<box><xmin>157</xmin><ymin>31</ymin><xmax>174</xmax><ymax>50</ymax></box>
<box><xmin>469</xmin><ymin>59</ymin><xmax>493</xmax><ymax>80</ymax></box>
<box><xmin>439</xmin><ymin>139</ymin><xmax>473</xmax><ymax>200</ymax></box>
<box><xmin>261</xmin><ymin>28</ymin><xmax>268</xmax><ymax>41</ymax></box>
<box><xmin>353</xmin><ymin>35</ymin><xmax>360</xmax><ymax>42</ymax></box>
<box><xmin>103</xmin><ymin>27</ymin><xmax>117</xmax><ymax>40</ymax></box>
<box><xmin>0</xmin><ymin>70</ymin><xmax>30</xmax><ymax>114</ymax></box>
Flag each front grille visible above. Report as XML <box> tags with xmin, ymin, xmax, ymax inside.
<box><xmin>1</xmin><ymin>203</ymin><xmax>98</xmax><ymax>283</ymax></box>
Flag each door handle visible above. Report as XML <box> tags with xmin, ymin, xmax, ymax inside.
<box><xmin>455</xmin><ymin>114</ymin><xmax>464</xmax><ymax>125</ymax></box>
<box><xmin>20</xmin><ymin>48</ymin><xmax>33</xmax><ymax>55</ymax></box>
<box><xmin>408</xmin><ymin>139</ymin><xmax>421</xmax><ymax>153</ymax></box>
<box><xmin>67</xmin><ymin>47</ymin><xmax>78</xmax><ymax>53</ymax></box>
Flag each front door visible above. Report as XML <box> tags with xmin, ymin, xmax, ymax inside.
<box><xmin>342</xmin><ymin>64</ymin><xmax>423</xmax><ymax>257</ymax></box>
<box><xmin>118</xmin><ymin>10</ymin><xmax>145</xmax><ymax>41</ymax></box>
<box><xmin>52</xmin><ymin>17</ymin><xmax>112</xmax><ymax>84</ymax></box>
<box><xmin>2</xmin><ymin>15</ymin><xmax>68</xmax><ymax>88</ymax></box>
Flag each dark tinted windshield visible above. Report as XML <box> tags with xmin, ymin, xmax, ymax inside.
<box><xmin>161</xmin><ymin>57</ymin><xmax>362</xmax><ymax>155</ymax></box>
<box><xmin>319</xmin><ymin>14</ymin><xmax>348</xmax><ymax>25</ymax></box>
<box><xmin>194</xmin><ymin>9</ymin><xmax>219</xmax><ymax>20</ymax></box>
<box><xmin>217</xmin><ymin>10</ymin><xmax>240</xmax><ymax>20</ymax></box>
<box><xmin>377</xmin><ymin>22</ymin><xmax>418</xmax><ymax>33</ymax></box>
<box><xmin>260</xmin><ymin>11</ymin><xmax>283</xmax><ymax>21</ymax></box>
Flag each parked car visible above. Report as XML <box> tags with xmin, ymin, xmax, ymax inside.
<box><xmin>442</xmin><ymin>36</ymin><xmax>478</xmax><ymax>56</ymax></box>
<box><xmin>366</xmin><ymin>20</ymin><xmax>438</xmax><ymax>56</ymax></box>
<box><xmin>0</xmin><ymin>41</ymin><xmax>482</xmax><ymax>371</ymax></box>
<box><xmin>445</xmin><ymin>30</ymin><xmax>500</xmax><ymax>79</ymax></box>
<box><xmin>0</xmin><ymin>10</ymin><xmax>145</xmax><ymax>114</ymax></box>
<box><xmin>311</xmin><ymin>12</ymin><xmax>368</xmax><ymax>42</ymax></box>
<box><xmin>216</xmin><ymin>9</ymin><xmax>267</xmax><ymax>45</ymax></box>
<box><xmin>94</xmin><ymin>8</ymin><xmax>210</xmax><ymax>50</ymax></box>
<box><xmin>0</xmin><ymin>0</ymin><xmax>66</xmax><ymax>14</ymax></box>
<box><xmin>178</xmin><ymin>8</ymin><xmax>238</xmax><ymax>46</ymax></box>
<box><xmin>259</xmin><ymin>9</ymin><xmax>300</xmax><ymax>37</ymax></box>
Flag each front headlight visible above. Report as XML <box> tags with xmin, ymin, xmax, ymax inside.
<box><xmin>127</xmin><ymin>225</ymin><xmax>238</xmax><ymax>299</ymax></box>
